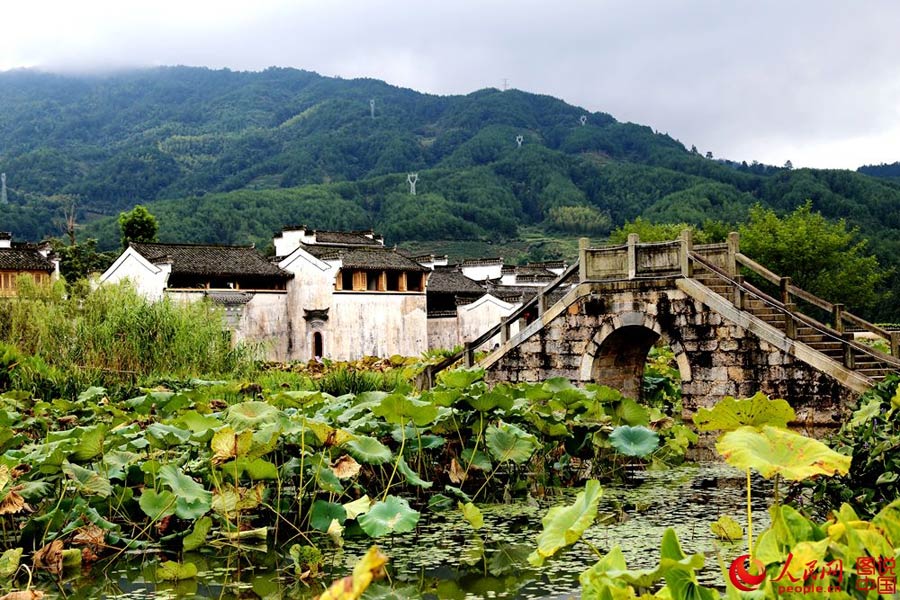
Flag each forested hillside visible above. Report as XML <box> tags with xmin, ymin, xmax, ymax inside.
<box><xmin>2</xmin><ymin>66</ymin><xmax>900</xmax><ymax>316</ymax></box>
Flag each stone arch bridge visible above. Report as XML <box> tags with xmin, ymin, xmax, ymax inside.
<box><xmin>426</xmin><ymin>233</ymin><xmax>899</xmax><ymax>430</ymax></box>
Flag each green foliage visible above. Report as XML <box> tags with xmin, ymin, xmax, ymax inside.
<box><xmin>739</xmin><ymin>202</ymin><xmax>890</xmax><ymax>313</ymax></box>
<box><xmin>118</xmin><ymin>204</ymin><xmax>159</xmax><ymax>248</ymax></box>
<box><xmin>805</xmin><ymin>375</ymin><xmax>900</xmax><ymax>517</ymax></box>
<box><xmin>608</xmin><ymin>217</ymin><xmax>715</xmax><ymax>244</ymax></box>
<box><xmin>693</xmin><ymin>392</ymin><xmax>795</xmax><ymax>432</ymax></box>
<box><xmin>544</xmin><ymin>205</ymin><xmax>611</xmax><ymax>235</ymax></box>
<box><xmin>528</xmin><ymin>479</ymin><xmax>602</xmax><ymax>566</ymax></box>
<box><xmin>608</xmin><ymin>425</ymin><xmax>659</xmax><ymax>458</ymax></box>
<box><xmin>50</xmin><ymin>238</ymin><xmax>117</xmax><ymax>284</ymax></box>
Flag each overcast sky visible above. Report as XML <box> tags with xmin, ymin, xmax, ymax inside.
<box><xmin>2</xmin><ymin>0</ymin><xmax>899</xmax><ymax>169</ymax></box>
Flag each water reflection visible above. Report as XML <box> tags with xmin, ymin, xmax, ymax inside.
<box><xmin>36</xmin><ymin>462</ymin><xmax>771</xmax><ymax>599</ymax></box>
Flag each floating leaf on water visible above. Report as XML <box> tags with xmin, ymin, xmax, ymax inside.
<box><xmin>183</xmin><ymin>516</ymin><xmax>212</xmax><ymax>551</ymax></box>
<box><xmin>693</xmin><ymin>392</ymin><xmax>795</xmax><ymax>432</ymax></box>
<box><xmin>528</xmin><ymin>479</ymin><xmax>602</xmax><ymax>566</ymax></box>
<box><xmin>716</xmin><ymin>425</ymin><xmax>851</xmax><ymax>481</ymax></box>
<box><xmin>459</xmin><ymin>501</ymin><xmax>484</xmax><ymax>530</ymax></box>
<box><xmin>344</xmin><ymin>436</ymin><xmax>392</xmax><ymax>465</ymax></box>
<box><xmin>609</xmin><ymin>425</ymin><xmax>659</xmax><ymax>458</ymax></box>
<box><xmin>358</xmin><ymin>496</ymin><xmax>420</xmax><ymax>538</ymax></box>
<box><xmin>710</xmin><ymin>515</ymin><xmax>743</xmax><ymax>541</ymax></box>
<box><xmin>156</xmin><ymin>560</ymin><xmax>198</xmax><ymax>581</ymax></box>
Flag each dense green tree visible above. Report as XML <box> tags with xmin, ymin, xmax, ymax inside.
<box><xmin>119</xmin><ymin>205</ymin><xmax>159</xmax><ymax>248</ymax></box>
<box><xmin>738</xmin><ymin>202</ymin><xmax>889</xmax><ymax>314</ymax></box>
<box><xmin>608</xmin><ymin>217</ymin><xmax>714</xmax><ymax>244</ymax></box>
<box><xmin>50</xmin><ymin>238</ymin><xmax>117</xmax><ymax>283</ymax></box>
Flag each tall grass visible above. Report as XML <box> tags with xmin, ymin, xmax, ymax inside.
<box><xmin>0</xmin><ymin>276</ymin><xmax>257</xmax><ymax>396</ymax></box>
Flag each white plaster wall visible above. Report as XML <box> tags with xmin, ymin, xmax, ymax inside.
<box><xmin>461</xmin><ymin>264</ymin><xmax>503</xmax><ymax>281</ymax></box>
<box><xmin>500</xmin><ymin>273</ymin><xmax>517</xmax><ymax>285</ymax></box>
<box><xmin>331</xmin><ymin>293</ymin><xmax>427</xmax><ymax>359</ymax></box>
<box><xmin>278</xmin><ymin>248</ymin><xmax>338</xmax><ymax>361</ymax></box>
<box><xmin>428</xmin><ymin>317</ymin><xmax>459</xmax><ymax>351</ymax></box>
<box><xmin>99</xmin><ymin>249</ymin><xmax>168</xmax><ymax>300</ymax></box>
<box><xmin>458</xmin><ymin>295</ymin><xmax>520</xmax><ymax>349</ymax></box>
<box><xmin>274</xmin><ymin>230</ymin><xmax>315</xmax><ymax>256</ymax></box>
<box><xmin>236</xmin><ymin>293</ymin><xmax>290</xmax><ymax>360</ymax></box>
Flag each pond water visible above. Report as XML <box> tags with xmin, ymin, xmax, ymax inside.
<box><xmin>38</xmin><ymin>462</ymin><xmax>773</xmax><ymax>600</ymax></box>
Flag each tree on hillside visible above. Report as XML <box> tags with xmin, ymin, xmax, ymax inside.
<box><xmin>608</xmin><ymin>217</ymin><xmax>718</xmax><ymax>244</ymax></box>
<box><xmin>739</xmin><ymin>202</ymin><xmax>889</xmax><ymax>313</ymax></box>
<box><xmin>119</xmin><ymin>205</ymin><xmax>159</xmax><ymax>248</ymax></box>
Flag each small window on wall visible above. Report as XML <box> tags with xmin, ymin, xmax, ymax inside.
<box><xmin>386</xmin><ymin>271</ymin><xmax>401</xmax><ymax>291</ymax></box>
<box><xmin>337</xmin><ymin>270</ymin><xmax>354</xmax><ymax>291</ymax></box>
<box><xmin>313</xmin><ymin>332</ymin><xmax>324</xmax><ymax>359</ymax></box>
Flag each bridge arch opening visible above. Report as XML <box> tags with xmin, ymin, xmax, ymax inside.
<box><xmin>591</xmin><ymin>325</ymin><xmax>662</xmax><ymax>401</ymax></box>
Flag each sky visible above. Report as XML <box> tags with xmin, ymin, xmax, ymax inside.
<box><xmin>2</xmin><ymin>0</ymin><xmax>899</xmax><ymax>170</ymax></box>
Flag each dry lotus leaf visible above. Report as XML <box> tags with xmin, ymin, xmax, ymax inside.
<box><xmin>0</xmin><ymin>591</ymin><xmax>47</xmax><ymax>600</ymax></box>
<box><xmin>71</xmin><ymin>524</ymin><xmax>106</xmax><ymax>549</ymax></box>
<box><xmin>449</xmin><ymin>458</ymin><xmax>467</xmax><ymax>484</ymax></box>
<box><xmin>33</xmin><ymin>540</ymin><xmax>64</xmax><ymax>575</ymax></box>
<box><xmin>0</xmin><ymin>489</ymin><xmax>26</xmax><ymax>515</ymax></box>
<box><xmin>332</xmin><ymin>455</ymin><xmax>361</xmax><ymax>479</ymax></box>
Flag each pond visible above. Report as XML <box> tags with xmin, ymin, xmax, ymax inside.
<box><xmin>42</xmin><ymin>462</ymin><xmax>772</xmax><ymax>599</ymax></box>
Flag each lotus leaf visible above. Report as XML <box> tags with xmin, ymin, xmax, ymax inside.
<box><xmin>343</xmin><ymin>495</ymin><xmax>372</xmax><ymax>520</ymax></box>
<box><xmin>459</xmin><ymin>501</ymin><xmax>483</xmax><ymax>530</ymax></box>
<box><xmin>311</xmin><ymin>500</ymin><xmax>347</xmax><ymax>532</ymax></box>
<box><xmin>156</xmin><ymin>560</ymin><xmax>198</xmax><ymax>581</ymax></box>
<box><xmin>344</xmin><ymin>436</ymin><xmax>392</xmax><ymax>465</ymax></box>
<box><xmin>77</xmin><ymin>386</ymin><xmax>106</xmax><ymax>403</ymax></box>
<box><xmin>716</xmin><ymin>425</ymin><xmax>851</xmax><ymax>481</ymax></box>
<box><xmin>528</xmin><ymin>479</ymin><xmax>602</xmax><ymax>566</ymax></box>
<box><xmin>332</xmin><ymin>455</ymin><xmax>362</xmax><ymax>479</ymax></box>
<box><xmin>358</xmin><ymin>496</ymin><xmax>420</xmax><ymax>538</ymax></box>
<box><xmin>849</xmin><ymin>397</ymin><xmax>882</xmax><ymax>428</ymax></box>
<box><xmin>210</xmin><ymin>426</ymin><xmax>253</xmax><ymax>464</ymax></box>
<box><xmin>397</xmin><ymin>457</ymin><xmax>432</xmax><ymax>488</ymax></box>
<box><xmin>465</xmin><ymin>387</ymin><xmax>514</xmax><ymax>412</ymax></box>
<box><xmin>158</xmin><ymin>464</ymin><xmax>212</xmax><ymax>519</ymax></box>
<box><xmin>710</xmin><ymin>515</ymin><xmax>743</xmax><ymax>541</ymax></box>
<box><xmin>145</xmin><ymin>423</ymin><xmax>192</xmax><ymax>447</ymax></box>
<box><xmin>609</xmin><ymin>425</ymin><xmax>659</xmax><ymax>458</ymax></box>
<box><xmin>373</xmin><ymin>394</ymin><xmax>438</xmax><ymax>426</ymax></box>
<box><xmin>486</xmin><ymin>422</ymin><xmax>538</xmax><ymax>464</ymax></box>
<box><xmin>138</xmin><ymin>489</ymin><xmax>177</xmax><ymax>521</ymax></box>
<box><xmin>183</xmin><ymin>516</ymin><xmax>212</xmax><ymax>551</ymax></box>
<box><xmin>439</xmin><ymin>368</ymin><xmax>485</xmax><ymax>389</ymax></box>
<box><xmin>176</xmin><ymin>411</ymin><xmax>222</xmax><ymax>435</ymax></box>
<box><xmin>230</xmin><ymin>457</ymin><xmax>279</xmax><ymax>480</ymax></box>
<box><xmin>211</xmin><ymin>483</ymin><xmax>265</xmax><ymax>518</ymax></box>
<box><xmin>0</xmin><ymin>547</ymin><xmax>23</xmax><ymax>579</ymax></box>
<box><xmin>693</xmin><ymin>392</ymin><xmax>795</xmax><ymax>432</ymax></box>
<box><xmin>226</xmin><ymin>401</ymin><xmax>280</xmax><ymax>431</ymax></box>
<box><xmin>613</xmin><ymin>397</ymin><xmax>650</xmax><ymax>427</ymax></box>
<box><xmin>461</xmin><ymin>448</ymin><xmax>492</xmax><ymax>471</ymax></box>
<box><xmin>70</xmin><ymin>425</ymin><xmax>106</xmax><ymax>462</ymax></box>
<box><xmin>62</xmin><ymin>462</ymin><xmax>111</xmax><ymax>498</ymax></box>
<box><xmin>872</xmin><ymin>498</ymin><xmax>900</xmax><ymax>545</ymax></box>
<box><xmin>319</xmin><ymin>546</ymin><xmax>388</xmax><ymax>600</ymax></box>
<box><xmin>427</xmin><ymin>494</ymin><xmax>454</xmax><ymax>512</ymax></box>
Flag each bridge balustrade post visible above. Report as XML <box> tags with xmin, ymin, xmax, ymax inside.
<box><xmin>464</xmin><ymin>342</ymin><xmax>475</xmax><ymax>368</ymax></box>
<box><xmin>890</xmin><ymin>332</ymin><xmax>899</xmax><ymax>358</ymax></box>
<box><xmin>679</xmin><ymin>228</ymin><xmax>693</xmax><ymax>277</ymax></box>
<box><xmin>832</xmin><ymin>303</ymin><xmax>844</xmax><ymax>333</ymax></box>
<box><xmin>626</xmin><ymin>233</ymin><xmax>638</xmax><ymax>279</ymax></box>
<box><xmin>500</xmin><ymin>317</ymin><xmax>510</xmax><ymax>344</ymax></box>
<box><xmin>784</xmin><ymin>303</ymin><xmax>797</xmax><ymax>339</ymax></box>
<box><xmin>842</xmin><ymin>333</ymin><xmax>855</xmax><ymax>369</ymax></box>
<box><xmin>537</xmin><ymin>293</ymin><xmax>548</xmax><ymax>316</ymax></box>
<box><xmin>726</xmin><ymin>232</ymin><xmax>740</xmax><ymax>276</ymax></box>
<box><xmin>733</xmin><ymin>275</ymin><xmax>745</xmax><ymax>309</ymax></box>
<box><xmin>578</xmin><ymin>237</ymin><xmax>590</xmax><ymax>282</ymax></box>
<box><xmin>780</xmin><ymin>277</ymin><xmax>792</xmax><ymax>306</ymax></box>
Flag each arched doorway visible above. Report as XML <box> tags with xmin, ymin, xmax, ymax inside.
<box><xmin>313</xmin><ymin>332</ymin><xmax>324</xmax><ymax>359</ymax></box>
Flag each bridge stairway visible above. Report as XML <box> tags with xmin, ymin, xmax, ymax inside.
<box><xmin>691</xmin><ymin>267</ymin><xmax>896</xmax><ymax>382</ymax></box>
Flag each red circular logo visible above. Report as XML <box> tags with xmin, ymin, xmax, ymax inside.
<box><xmin>729</xmin><ymin>554</ymin><xmax>766</xmax><ymax>591</ymax></box>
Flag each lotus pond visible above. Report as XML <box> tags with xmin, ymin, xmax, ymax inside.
<box><xmin>27</xmin><ymin>462</ymin><xmax>772</xmax><ymax>599</ymax></box>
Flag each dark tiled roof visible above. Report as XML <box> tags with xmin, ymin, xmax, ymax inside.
<box><xmin>131</xmin><ymin>242</ymin><xmax>291</xmax><ymax>280</ymax></box>
<box><xmin>516</xmin><ymin>266</ymin><xmax>557</xmax><ymax>278</ymax></box>
<box><xmin>339</xmin><ymin>248</ymin><xmax>429</xmax><ymax>272</ymax></box>
<box><xmin>487</xmin><ymin>284</ymin><xmax>541</xmax><ymax>303</ymax></box>
<box><xmin>461</xmin><ymin>257</ymin><xmax>503</xmax><ymax>266</ymax></box>
<box><xmin>314</xmin><ymin>230</ymin><xmax>382</xmax><ymax>246</ymax></box>
<box><xmin>427</xmin><ymin>267</ymin><xmax>486</xmax><ymax>294</ymax></box>
<box><xmin>0</xmin><ymin>248</ymin><xmax>54</xmax><ymax>272</ymax></box>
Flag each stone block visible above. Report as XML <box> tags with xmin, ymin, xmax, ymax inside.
<box><xmin>699</xmin><ymin>340</ymin><xmax>718</xmax><ymax>351</ymax></box>
<box><xmin>719</xmin><ymin>339</ymin><xmax>739</xmax><ymax>352</ymax></box>
<box><xmin>727</xmin><ymin>367</ymin><xmax>746</xmax><ymax>383</ymax></box>
<box><xmin>767</xmin><ymin>352</ymin><xmax>783</xmax><ymax>366</ymax></box>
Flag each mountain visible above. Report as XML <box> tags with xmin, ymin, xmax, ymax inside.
<box><xmin>1</xmin><ymin>66</ymin><xmax>900</xmax><ymax>317</ymax></box>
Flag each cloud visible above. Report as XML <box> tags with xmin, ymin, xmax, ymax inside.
<box><xmin>2</xmin><ymin>0</ymin><xmax>899</xmax><ymax>168</ymax></box>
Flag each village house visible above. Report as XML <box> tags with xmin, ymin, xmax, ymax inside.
<box><xmin>0</xmin><ymin>232</ymin><xmax>60</xmax><ymax>296</ymax></box>
<box><xmin>98</xmin><ymin>226</ymin><xmax>565</xmax><ymax>361</ymax></box>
